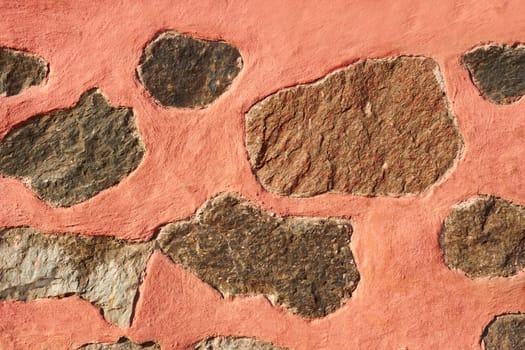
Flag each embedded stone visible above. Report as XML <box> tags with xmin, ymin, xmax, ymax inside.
<box><xmin>440</xmin><ymin>195</ymin><xmax>525</xmax><ymax>278</ymax></box>
<box><xmin>0</xmin><ymin>47</ymin><xmax>48</xmax><ymax>96</ymax></box>
<box><xmin>157</xmin><ymin>193</ymin><xmax>360</xmax><ymax>318</ymax></box>
<box><xmin>194</xmin><ymin>337</ymin><xmax>288</xmax><ymax>350</ymax></box>
<box><xmin>137</xmin><ymin>31</ymin><xmax>243</xmax><ymax>108</ymax></box>
<box><xmin>482</xmin><ymin>314</ymin><xmax>525</xmax><ymax>350</ymax></box>
<box><xmin>0</xmin><ymin>227</ymin><xmax>154</xmax><ymax>327</ymax></box>
<box><xmin>463</xmin><ymin>44</ymin><xmax>525</xmax><ymax>104</ymax></box>
<box><xmin>78</xmin><ymin>338</ymin><xmax>161</xmax><ymax>350</ymax></box>
<box><xmin>245</xmin><ymin>56</ymin><xmax>462</xmax><ymax>197</ymax></box>
<box><xmin>0</xmin><ymin>88</ymin><xmax>145</xmax><ymax>207</ymax></box>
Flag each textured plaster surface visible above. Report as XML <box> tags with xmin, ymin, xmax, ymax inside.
<box><xmin>1</xmin><ymin>1</ymin><xmax>525</xmax><ymax>349</ymax></box>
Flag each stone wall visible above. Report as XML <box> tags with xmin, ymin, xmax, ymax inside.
<box><xmin>0</xmin><ymin>1</ymin><xmax>525</xmax><ymax>349</ymax></box>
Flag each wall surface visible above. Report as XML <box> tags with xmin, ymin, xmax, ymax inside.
<box><xmin>1</xmin><ymin>0</ymin><xmax>525</xmax><ymax>349</ymax></box>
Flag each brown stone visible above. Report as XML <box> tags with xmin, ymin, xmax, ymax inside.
<box><xmin>0</xmin><ymin>88</ymin><xmax>145</xmax><ymax>207</ymax></box>
<box><xmin>463</xmin><ymin>44</ymin><xmax>525</xmax><ymax>104</ymax></box>
<box><xmin>157</xmin><ymin>193</ymin><xmax>360</xmax><ymax>318</ymax></box>
<box><xmin>78</xmin><ymin>338</ymin><xmax>161</xmax><ymax>350</ymax></box>
<box><xmin>0</xmin><ymin>227</ymin><xmax>154</xmax><ymax>327</ymax></box>
<box><xmin>194</xmin><ymin>337</ymin><xmax>288</xmax><ymax>350</ymax></box>
<box><xmin>245</xmin><ymin>56</ymin><xmax>462</xmax><ymax>197</ymax></box>
<box><xmin>0</xmin><ymin>47</ymin><xmax>48</xmax><ymax>96</ymax></box>
<box><xmin>137</xmin><ymin>31</ymin><xmax>242</xmax><ymax>108</ymax></box>
<box><xmin>482</xmin><ymin>314</ymin><xmax>525</xmax><ymax>350</ymax></box>
<box><xmin>440</xmin><ymin>195</ymin><xmax>525</xmax><ymax>278</ymax></box>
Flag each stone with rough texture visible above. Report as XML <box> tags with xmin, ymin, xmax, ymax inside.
<box><xmin>0</xmin><ymin>47</ymin><xmax>48</xmax><ymax>96</ymax></box>
<box><xmin>0</xmin><ymin>88</ymin><xmax>145</xmax><ymax>207</ymax></box>
<box><xmin>194</xmin><ymin>337</ymin><xmax>288</xmax><ymax>350</ymax></box>
<box><xmin>440</xmin><ymin>195</ymin><xmax>525</xmax><ymax>278</ymax></box>
<box><xmin>463</xmin><ymin>44</ymin><xmax>525</xmax><ymax>104</ymax></box>
<box><xmin>137</xmin><ymin>31</ymin><xmax>243</xmax><ymax>108</ymax></box>
<box><xmin>157</xmin><ymin>193</ymin><xmax>360</xmax><ymax>318</ymax></box>
<box><xmin>482</xmin><ymin>314</ymin><xmax>525</xmax><ymax>350</ymax></box>
<box><xmin>0</xmin><ymin>227</ymin><xmax>154</xmax><ymax>327</ymax></box>
<box><xmin>78</xmin><ymin>338</ymin><xmax>161</xmax><ymax>350</ymax></box>
<box><xmin>245</xmin><ymin>56</ymin><xmax>462</xmax><ymax>197</ymax></box>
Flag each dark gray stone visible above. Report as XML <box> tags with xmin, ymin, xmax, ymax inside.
<box><xmin>194</xmin><ymin>337</ymin><xmax>288</xmax><ymax>350</ymax></box>
<box><xmin>157</xmin><ymin>193</ymin><xmax>360</xmax><ymax>318</ymax></box>
<box><xmin>78</xmin><ymin>338</ymin><xmax>161</xmax><ymax>350</ymax></box>
<box><xmin>0</xmin><ymin>47</ymin><xmax>48</xmax><ymax>96</ymax></box>
<box><xmin>440</xmin><ymin>195</ymin><xmax>525</xmax><ymax>278</ymax></box>
<box><xmin>245</xmin><ymin>56</ymin><xmax>462</xmax><ymax>197</ymax></box>
<box><xmin>0</xmin><ymin>227</ymin><xmax>154</xmax><ymax>327</ymax></box>
<box><xmin>463</xmin><ymin>44</ymin><xmax>525</xmax><ymax>104</ymax></box>
<box><xmin>137</xmin><ymin>31</ymin><xmax>242</xmax><ymax>108</ymax></box>
<box><xmin>0</xmin><ymin>88</ymin><xmax>145</xmax><ymax>207</ymax></box>
<box><xmin>482</xmin><ymin>314</ymin><xmax>525</xmax><ymax>350</ymax></box>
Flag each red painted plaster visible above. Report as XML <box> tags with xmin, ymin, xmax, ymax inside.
<box><xmin>1</xmin><ymin>0</ymin><xmax>525</xmax><ymax>349</ymax></box>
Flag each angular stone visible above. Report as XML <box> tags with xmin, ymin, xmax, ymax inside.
<box><xmin>78</xmin><ymin>338</ymin><xmax>161</xmax><ymax>350</ymax></box>
<box><xmin>157</xmin><ymin>193</ymin><xmax>360</xmax><ymax>318</ymax></box>
<box><xmin>137</xmin><ymin>31</ymin><xmax>243</xmax><ymax>108</ymax></box>
<box><xmin>0</xmin><ymin>47</ymin><xmax>48</xmax><ymax>96</ymax></box>
<box><xmin>463</xmin><ymin>44</ymin><xmax>525</xmax><ymax>104</ymax></box>
<box><xmin>482</xmin><ymin>314</ymin><xmax>525</xmax><ymax>350</ymax></box>
<box><xmin>440</xmin><ymin>195</ymin><xmax>525</xmax><ymax>278</ymax></box>
<box><xmin>245</xmin><ymin>56</ymin><xmax>462</xmax><ymax>197</ymax></box>
<box><xmin>0</xmin><ymin>227</ymin><xmax>154</xmax><ymax>327</ymax></box>
<box><xmin>194</xmin><ymin>337</ymin><xmax>288</xmax><ymax>350</ymax></box>
<box><xmin>0</xmin><ymin>88</ymin><xmax>145</xmax><ymax>207</ymax></box>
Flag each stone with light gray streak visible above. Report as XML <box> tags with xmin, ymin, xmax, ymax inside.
<box><xmin>194</xmin><ymin>337</ymin><xmax>288</xmax><ymax>350</ymax></box>
<box><xmin>78</xmin><ymin>338</ymin><xmax>161</xmax><ymax>350</ymax></box>
<box><xmin>0</xmin><ymin>227</ymin><xmax>154</xmax><ymax>327</ymax></box>
<box><xmin>0</xmin><ymin>47</ymin><xmax>48</xmax><ymax>96</ymax></box>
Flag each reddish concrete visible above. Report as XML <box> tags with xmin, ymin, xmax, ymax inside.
<box><xmin>0</xmin><ymin>0</ymin><xmax>525</xmax><ymax>349</ymax></box>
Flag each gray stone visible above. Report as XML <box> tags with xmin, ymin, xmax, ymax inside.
<box><xmin>482</xmin><ymin>314</ymin><xmax>525</xmax><ymax>350</ymax></box>
<box><xmin>440</xmin><ymin>195</ymin><xmax>525</xmax><ymax>278</ymax></box>
<box><xmin>137</xmin><ymin>31</ymin><xmax>242</xmax><ymax>108</ymax></box>
<box><xmin>78</xmin><ymin>338</ymin><xmax>161</xmax><ymax>350</ymax></box>
<box><xmin>0</xmin><ymin>227</ymin><xmax>154</xmax><ymax>327</ymax></box>
<box><xmin>194</xmin><ymin>337</ymin><xmax>288</xmax><ymax>350</ymax></box>
<box><xmin>0</xmin><ymin>47</ymin><xmax>48</xmax><ymax>96</ymax></box>
<box><xmin>245</xmin><ymin>56</ymin><xmax>462</xmax><ymax>197</ymax></box>
<box><xmin>0</xmin><ymin>88</ymin><xmax>145</xmax><ymax>207</ymax></box>
<box><xmin>463</xmin><ymin>44</ymin><xmax>525</xmax><ymax>104</ymax></box>
<box><xmin>157</xmin><ymin>193</ymin><xmax>360</xmax><ymax>318</ymax></box>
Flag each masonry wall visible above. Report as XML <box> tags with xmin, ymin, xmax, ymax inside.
<box><xmin>0</xmin><ymin>1</ymin><xmax>525</xmax><ymax>349</ymax></box>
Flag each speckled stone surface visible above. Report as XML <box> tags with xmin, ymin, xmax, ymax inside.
<box><xmin>482</xmin><ymin>314</ymin><xmax>525</xmax><ymax>350</ymax></box>
<box><xmin>245</xmin><ymin>56</ymin><xmax>462</xmax><ymax>197</ymax></box>
<box><xmin>194</xmin><ymin>336</ymin><xmax>288</xmax><ymax>350</ymax></box>
<box><xmin>0</xmin><ymin>88</ymin><xmax>145</xmax><ymax>207</ymax></box>
<box><xmin>463</xmin><ymin>44</ymin><xmax>525</xmax><ymax>104</ymax></box>
<box><xmin>137</xmin><ymin>31</ymin><xmax>242</xmax><ymax>108</ymax></box>
<box><xmin>0</xmin><ymin>47</ymin><xmax>48</xmax><ymax>96</ymax></box>
<box><xmin>440</xmin><ymin>195</ymin><xmax>525</xmax><ymax>278</ymax></box>
<box><xmin>157</xmin><ymin>193</ymin><xmax>360</xmax><ymax>318</ymax></box>
<box><xmin>78</xmin><ymin>338</ymin><xmax>161</xmax><ymax>350</ymax></box>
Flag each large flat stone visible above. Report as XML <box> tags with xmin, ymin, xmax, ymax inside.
<box><xmin>137</xmin><ymin>31</ymin><xmax>242</xmax><ymax>108</ymax></box>
<box><xmin>463</xmin><ymin>44</ymin><xmax>525</xmax><ymax>104</ymax></box>
<box><xmin>0</xmin><ymin>227</ymin><xmax>154</xmax><ymax>327</ymax></box>
<box><xmin>482</xmin><ymin>314</ymin><xmax>525</xmax><ymax>350</ymax></box>
<box><xmin>78</xmin><ymin>338</ymin><xmax>161</xmax><ymax>350</ymax></box>
<box><xmin>194</xmin><ymin>337</ymin><xmax>288</xmax><ymax>350</ymax></box>
<box><xmin>245</xmin><ymin>56</ymin><xmax>462</xmax><ymax>197</ymax></box>
<box><xmin>440</xmin><ymin>195</ymin><xmax>525</xmax><ymax>278</ymax></box>
<box><xmin>0</xmin><ymin>89</ymin><xmax>145</xmax><ymax>207</ymax></box>
<box><xmin>0</xmin><ymin>47</ymin><xmax>48</xmax><ymax>96</ymax></box>
<box><xmin>157</xmin><ymin>193</ymin><xmax>360</xmax><ymax>318</ymax></box>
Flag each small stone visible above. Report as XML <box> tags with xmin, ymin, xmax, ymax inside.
<box><xmin>0</xmin><ymin>88</ymin><xmax>145</xmax><ymax>207</ymax></box>
<box><xmin>78</xmin><ymin>338</ymin><xmax>161</xmax><ymax>350</ymax></box>
<box><xmin>137</xmin><ymin>31</ymin><xmax>243</xmax><ymax>108</ymax></box>
<box><xmin>157</xmin><ymin>193</ymin><xmax>360</xmax><ymax>318</ymax></box>
<box><xmin>463</xmin><ymin>44</ymin><xmax>525</xmax><ymax>104</ymax></box>
<box><xmin>0</xmin><ymin>227</ymin><xmax>154</xmax><ymax>327</ymax></box>
<box><xmin>194</xmin><ymin>337</ymin><xmax>288</xmax><ymax>350</ymax></box>
<box><xmin>0</xmin><ymin>47</ymin><xmax>48</xmax><ymax>96</ymax></box>
<box><xmin>245</xmin><ymin>56</ymin><xmax>462</xmax><ymax>197</ymax></box>
<box><xmin>482</xmin><ymin>314</ymin><xmax>525</xmax><ymax>350</ymax></box>
<box><xmin>440</xmin><ymin>195</ymin><xmax>525</xmax><ymax>278</ymax></box>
